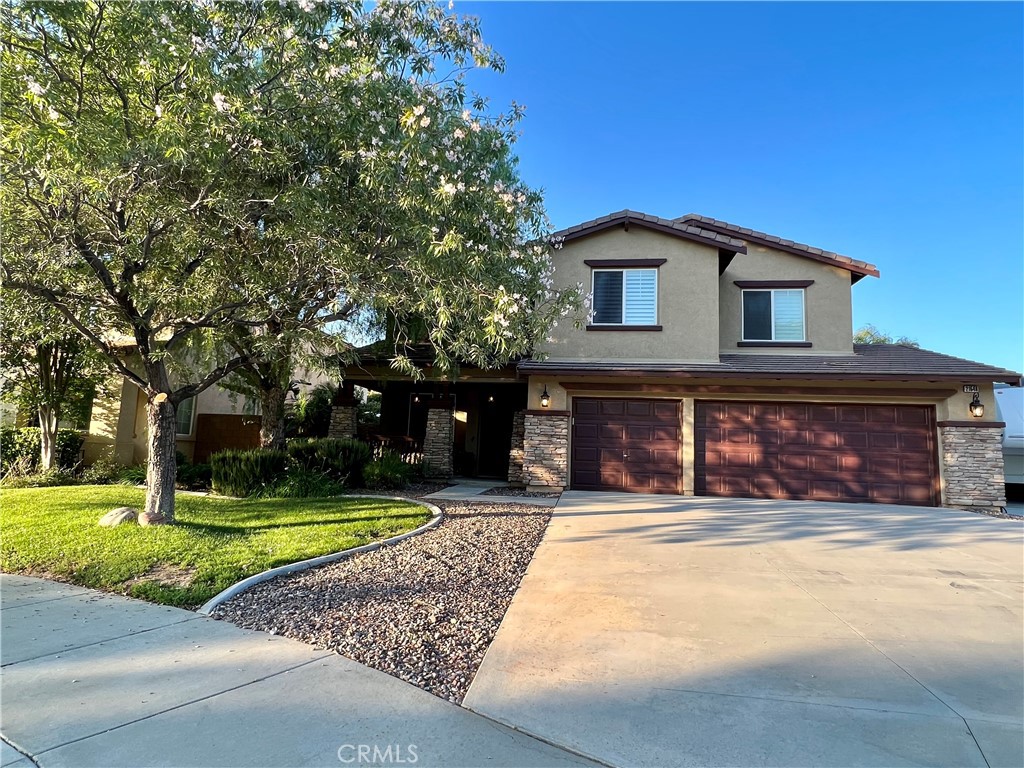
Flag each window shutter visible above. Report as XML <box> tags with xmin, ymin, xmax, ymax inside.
<box><xmin>773</xmin><ymin>290</ymin><xmax>805</xmax><ymax>340</ymax></box>
<box><xmin>592</xmin><ymin>271</ymin><xmax>623</xmax><ymax>324</ymax></box>
<box><xmin>623</xmin><ymin>270</ymin><xmax>657</xmax><ymax>325</ymax></box>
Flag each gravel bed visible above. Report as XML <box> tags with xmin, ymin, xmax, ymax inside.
<box><xmin>482</xmin><ymin>486</ymin><xmax>561</xmax><ymax>498</ymax></box>
<box><xmin>213</xmin><ymin>500</ymin><xmax>550</xmax><ymax>703</ymax></box>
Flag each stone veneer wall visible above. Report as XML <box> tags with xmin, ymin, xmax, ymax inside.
<box><xmin>423</xmin><ymin>406</ymin><xmax>454</xmax><ymax>479</ymax></box>
<box><xmin>939</xmin><ymin>424</ymin><xmax>1006</xmax><ymax>510</ymax></box>
<box><xmin>327</xmin><ymin>405</ymin><xmax>357</xmax><ymax>439</ymax></box>
<box><xmin>507</xmin><ymin>410</ymin><xmax>526</xmax><ymax>485</ymax></box>
<box><xmin>523</xmin><ymin>411</ymin><xmax>569</xmax><ymax>490</ymax></box>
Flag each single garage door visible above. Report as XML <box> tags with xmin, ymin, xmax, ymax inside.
<box><xmin>695</xmin><ymin>402</ymin><xmax>939</xmax><ymax>506</ymax></box>
<box><xmin>572</xmin><ymin>398</ymin><xmax>681</xmax><ymax>493</ymax></box>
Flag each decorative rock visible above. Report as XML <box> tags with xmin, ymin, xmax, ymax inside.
<box><xmin>137</xmin><ymin>511</ymin><xmax>168</xmax><ymax>526</ymax></box>
<box><xmin>98</xmin><ymin>507</ymin><xmax>138</xmax><ymax>527</ymax></box>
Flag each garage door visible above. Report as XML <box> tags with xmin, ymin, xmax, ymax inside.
<box><xmin>695</xmin><ymin>402</ymin><xmax>939</xmax><ymax>506</ymax></box>
<box><xmin>572</xmin><ymin>398</ymin><xmax>681</xmax><ymax>493</ymax></box>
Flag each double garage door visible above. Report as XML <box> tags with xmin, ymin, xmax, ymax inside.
<box><xmin>571</xmin><ymin>398</ymin><xmax>940</xmax><ymax>506</ymax></box>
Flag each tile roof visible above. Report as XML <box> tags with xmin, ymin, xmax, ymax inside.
<box><xmin>551</xmin><ymin>210</ymin><xmax>748</xmax><ymax>253</ymax></box>
<box><xmin>676</xmin><ymin>214</ymin><xmax>880</xmax><ymax>279</ymax></box>
<box><xmin>520</xmin><ymin>344</ymin><xmax>1022</xmax><ymax>384</ymax></box>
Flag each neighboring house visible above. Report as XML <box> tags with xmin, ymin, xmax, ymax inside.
<box><xmin>995</xmin><ymin>385</ymin><xmax>1023</xmax><ymax>486</ymax></box>
<box><xmin>339</xmin><ymin>210</ymin><xmax>1021</xmax><ymax>513</ymax></box>
<box><xmin>83</xmin><ymin>378</ymin><xmax>262</xmax><ymax>465</ymax></box>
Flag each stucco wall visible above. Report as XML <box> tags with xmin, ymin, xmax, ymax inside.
<box><xmin>719</xmin><ymin>245</ymin><xmax>855</xmax><ymax>354</ymax></box>
<box><xmin>536</xmin><ymin>228</ymin><xmax>721</xmax><ymax>362</ymax></box>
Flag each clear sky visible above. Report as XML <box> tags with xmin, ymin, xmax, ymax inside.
<box><xmin>461</xmin><ymin>1</ymin><xmax>1024</xmax><ymax>374</ymax></box>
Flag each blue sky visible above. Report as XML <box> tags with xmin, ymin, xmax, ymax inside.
<box><xmin>461</xmin><ymin>1</ymin><xmax>1023</xmax><ymax>373</ymax></box>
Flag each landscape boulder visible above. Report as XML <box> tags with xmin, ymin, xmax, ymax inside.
<box><xmin>98</xmin><ymin>507</ymin><xmax>138</xmax><ymax>527</ymax></box>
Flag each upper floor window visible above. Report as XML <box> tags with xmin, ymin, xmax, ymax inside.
<box><xmin>176</xmin><ymin>397</ymin><xmax>196</xmax><ymax>436</ymax></box>
<box><xmin>592</xmin><ymin>268</ymin><xmax>658</xmax><ymax>326</ymax></box>
<box><xmin>742</xmin><ymin>288</ymin><xmax>805</xmax><ymax>342</ymax></box>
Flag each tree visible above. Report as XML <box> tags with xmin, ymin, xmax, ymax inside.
<box><xmin>0</xmin><ymin>291</ymin><xmax>106</xmax><ymax>469</ymax></box>
<box><xmin>854</xmin><ymin>324</ymin><xmax>920</xmax><ymax>347</ymax></box>
<box><xmin>2</xmin><ymin>2</ymin><xmax>582</xmax><ymax>522</ymax></box>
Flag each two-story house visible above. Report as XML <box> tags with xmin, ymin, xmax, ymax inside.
<box><xmin>337</xmin><ymin>210</ymin><xmax>1020</xmax><ymax>513</ymax></box>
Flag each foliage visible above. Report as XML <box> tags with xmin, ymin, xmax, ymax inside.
<box><xmin>79</xmin><ymin>454</ymin><xmax>125</xmax><ymax>485</ymax></box>
<box><xmin>0</xmin><ymin>465</ymin><xmax>78</xmax><ymax>488</ymax></box>
<box><xmin>210</xmin><ymin>449</ymin><xmax>288</xmax><ymax>498</ymax></box>
<box><xmin>287</xmin><ymin>383</ymin><xmax>337</xmax><ymax>438</ymax></box>
<box><xmin>854</xmin><ymin>325</ymin><xmax>920</xmax><ymax>347</ymax></box>
<box><xmin>363</xmin><ymin>451</ymin><xmax>412</xmax><ymax>490</ymax></box>
<box><xmin>252</xmin><ymin>468</ymin><xmax>347</xmax><ymax>499</ymax></box>
<box><xmin>0</xmin><ymin>427</ymin><xmax>83</xmax><ymax>471</ymax></box>
<box><xmin>177</xmin><ymin>462</ymin><xmax>212</xmax><ymax>492</ymax></box>
<box><xmin>358</xmin><ymin>390</ymin><xmax>382</xmax><ymax>428</ymax></box>
<box><xmin>117</xmin><ymin>465</ymin><xmax>149</xmax><ymax>486</ymax></box>
<box><xmin>0</xmin><ymin>486</ymin><xmax>430</xmax><ymax>607</ymax></box>
<box><xmin>286</xmin><ymin>437</ymin><xmax>372</xmax><ymax>486</ymax></box>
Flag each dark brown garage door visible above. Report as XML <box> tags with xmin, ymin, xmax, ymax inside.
<box><xmin>695</xmin><ymin>402</ymin><xmax>939</xmax><ymax>506</ymax></box>
<box><xmin>572</xmin><ymin>398</ymin><xmax>681</xmax><ymax>493</ymax></box>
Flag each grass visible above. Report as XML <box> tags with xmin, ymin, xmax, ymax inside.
<box><xmin>0</xmin><ymin>486</ymin><xmax>431</xmax><ymax>608</ymax></box>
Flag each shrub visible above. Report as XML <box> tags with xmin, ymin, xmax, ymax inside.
<box><xmin>286</xmin><ymin>438</ymin><xmax>372</xmax><ymax>486</ymax></box>
<box><xmin>252</xmin><ymin>468</ymin><xmax>346</xmax><ymax>499</ymax></box>
<box><xmin>0</xmin><ymin>466</ymin><xmax>79</xmax><ymax>488</ymax></box>
<box><xmin>80</xmin><ymin>455</ymin><xmax>123</xmax><ymax>485</ymax></box>
<box><xmin>117</xmin><ymin>465</ymin><xmax>149</xmax><ymax>486</ymax></box>
<box><xmin>0</xmin><ymin>427</ymin><xmax>84</xmax><ymax>471</ymax></box>
<box><xmin>177</xmin><ymin>462</ymin><xmax>212</xmax><ymax>491</ymax></box>
<box><xmin>210</xmin><ymin>449</ymin><xmax>288</xmax><ymax>497</ymax></box>
<box><xmin>363</xmin><ymin>451</ymin><xmax>412</xmax><ymax>490</ymax></box>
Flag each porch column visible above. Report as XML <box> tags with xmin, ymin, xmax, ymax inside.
<box><xmin>523</xmin><ymin>409</ymin><xmax>569</xmax><ymax>491</ymax></box>
<box><xmin>938</xmin><ymin>421</ymin><xmax>1007</xmax><ymax>512</ymax></box>
<box><xmin>507</xmin><ymin>409</ymin><xmax>526</xmax><ymax>486</ymax></box>
<box><xmin>423</xmin><ymin>398</ymin><xmax>455</xmax><ymax>479</ymax></box>
<box><xmin>328</xmin><ymin>381</ymin><xmax>358</xmax><ymax>439</ymax></box>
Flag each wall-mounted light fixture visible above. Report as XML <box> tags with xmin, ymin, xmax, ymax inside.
<box><xmin>487</xmin><ymin>394</ymin><xmax>495</xmax><ymax>403</ymax></box>
<box><xmin>968</xmin><ymin>392</ymin><xmax>985</xmax><ymax>418</ymax></box>
<box><xmin>412</xmin><ymin>394</ymin><xmax>421</xmax><ymax>404</ymax></box>
<box><xmin>540</xmin><ymin>385</ymin><xmax>550</xmax><ymax>408</ymax></box>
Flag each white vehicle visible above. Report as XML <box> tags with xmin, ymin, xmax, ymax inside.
<box><xmin>995</xmin><ymin>385</ymin><xmax>1024</xmax><ymax>486</ymax></box>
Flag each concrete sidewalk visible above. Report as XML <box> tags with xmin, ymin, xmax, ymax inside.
<box><xmin>0</xmin><ymin>574</ymin><xmax>595</xmax><ymax>768</ymax></box>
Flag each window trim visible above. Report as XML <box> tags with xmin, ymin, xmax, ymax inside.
<box><xmin>590</xmin><ymin>267</ymin><xmax>659</xmax><ymax>327</ymax></box>
<box><xmin>740</xmin><ymin>288</ymin><xmax>807</xmax><ymax>343</ymax></box>
<box><xmin>175</xmin><ymin>397</ymin><xmax>196</xmax><ymax>437</ymax></box>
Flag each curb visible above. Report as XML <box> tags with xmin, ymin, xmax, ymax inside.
<box><xmin>196</xmin><ymin>495</ymin><xmax>443</xmax><ymax>616</ymax></box>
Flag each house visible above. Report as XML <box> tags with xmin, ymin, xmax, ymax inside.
<box><xmin>83</xmin><ymin>378</ymin><xmax>262</xmax><ymax>465</ymax></box>
<box><xmin>337</xmin><ymin>210</ymin><xmax>1021</xmax><ymax>512</ymax></box>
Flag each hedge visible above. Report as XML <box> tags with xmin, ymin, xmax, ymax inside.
<box><xmin>210</xmin><ymin>449</ymin><xmax>288</xmax><ymax>497</ymax></box>
<box><xmin>286</xmin><ymin>438</ymin><xmax>372</xmax><ymax>487</ymax></box>
<box><xmin>0</xmin><ymin>427</ymin><xmax>84</xmax><ymax>472</ymax></box>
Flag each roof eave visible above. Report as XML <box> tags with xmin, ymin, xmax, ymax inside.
<box><xmin>554</xmin><ymin>214</ymin><xmax>747</xmax><ymax>255</ymax></box>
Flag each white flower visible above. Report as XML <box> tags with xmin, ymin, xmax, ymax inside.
<box><xmin>413</xmin><ymin>104</ymin><xmax>425</xmax><ymax>116</ymax></box>
<box><xmin>345</xmin><ymin>38</ymin><xmax>358</xmax><ymax>48</ymax></box>
<box><xmin>297</xmin><ymin>0</ymin><xmax>315</xmax><ymax>11</ymax></box>
<box><xmin>316</xmin><ymin>39</ymin><xmax>328</xmax><ymax>50</ymax></box>
<box><xmin>420</xmin><ymin>116</ymin><xmax>431</xmax><ymax>127</ymax></box>
<box><xmin>26</xmin><ymin>78</ymin><xmax>44</xmax><ymax>96</ymax></box>
<box><xmin>47</xmin><ymin>107</ymin><xmax>59</xmax><ymax>120</ymax></box>
<box><xmin>212</xmin><ymin>93</ymin><xmax>229</xmax><ymax>112</ymax></box>
<box><xmin>453</xmin><ymin>128</ymin><xmax>464</xmax><ymax>139</ymax></box>
<box><xmin>461</xmin><ymin>109</ymin><xmax>471</xmax><ymax>120</ymax></box>
<box><xmin>470</xmin><ymin>121</ymin><xmax>481</xmax><ymax>132</ymax></box>
<box><xmin>155</xmin><ymin>104</ymin><xmax>163</xmax><ymax>118</ymax></box>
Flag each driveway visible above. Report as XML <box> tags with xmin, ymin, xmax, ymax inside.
<box><xmin>464</xmin><ymin>493</ymin><xmax>1024</xmax><ymax>767</ymax></box>
<box><xmin>0</xmin><ymin>575</ymin><xmax>595</xmax><ymax>768</ymax></box>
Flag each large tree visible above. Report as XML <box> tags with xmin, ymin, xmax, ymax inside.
<box><xmin>0</xmin><ymin>290</ymin><xmax>106</xmax><ymax>469</ymax></box>
<box><xmin>2</xmin><ymin>1</ymin><xmax>581</xmax><ymax>521</ymax></box>
<box><xmin>854</xmin><ymin>324</ymin><xmax>919</xmax><ymax>347</ymax></box>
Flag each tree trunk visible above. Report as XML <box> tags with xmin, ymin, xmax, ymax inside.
<box><xmin>38</xmin><ymin>403</ymin><xmax>58</xmax><ymax>470</ymax></box>
<box><xmin>259</xmin><ymin>386</ymin><xmax>287</xmax><ymax>451</ymax></box>
<box><xmin>143</xmin><ymin>396</ymin><xmax>178</xmax><ymax>525</ymax></box>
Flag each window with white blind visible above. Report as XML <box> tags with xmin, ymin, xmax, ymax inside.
<box><xmin>175</xmin><ymin>397</ymin><xmax>196</xmax><ymax>436</ymax></box>
<box><xmin>591</xmin><ymin>268</ymin><xmax>658</xmax><ymax>326</ymax></box>
<box><xmin>742</xmin><ymin>289</ymin><xmax>806</xmax><ymax>341</ymax></box>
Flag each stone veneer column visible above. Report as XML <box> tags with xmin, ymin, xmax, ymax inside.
<box><xmin>939</xmin><ymin>422</ymin><xmax>1007</xmax><ymax>511</ymax></box>
<box><xmin>507</xmin><ymin>409</ymin><xmax>526</xmax><ymax>486</ymax></box>
<box><xmin>423</xmin><ymin>401</ymin><xmax>454</xmax><ymax>480</ymax></box>
<box><xmin>523</xmin><ymin>410</ymin><xmax>569</xmax><ymax>491</ymax></box>
<box><xmin>327</xmin><ymin>405</ymin><xmax>357</xmax><ymax>439</ymax></box>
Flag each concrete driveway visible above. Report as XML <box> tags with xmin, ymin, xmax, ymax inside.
<box><xmin>464</xmin><ymin>493</ymin><xmax>1024</xmax><ymax>768</ymax></box>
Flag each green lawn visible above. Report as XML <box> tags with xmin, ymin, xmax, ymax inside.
<box><xmin>0</xmin><ymin>486</ymin><xmax>431</xmax><ymax>608</ymax></box>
